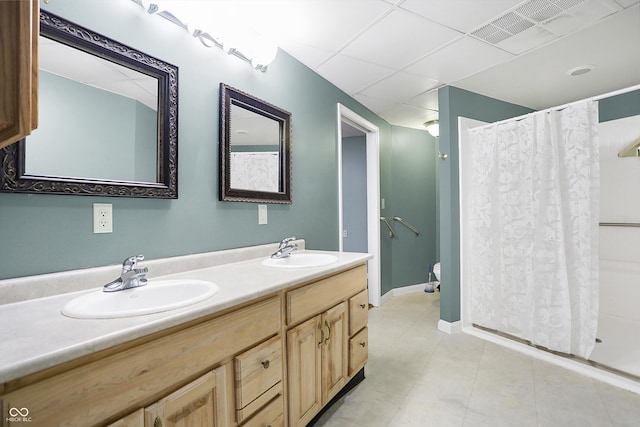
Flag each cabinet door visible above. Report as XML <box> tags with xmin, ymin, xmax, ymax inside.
<box><xmin>321</xmin><ymin>301</ymin><xmax>348</xmax><ymax>404</ymax></box>
<box><xmin>287</xmin><ymin>315</ymin><xmax>322</xmax><ymax>427</ymax></box>
<box><xmin>0</xmin><ymin>0</ymin><xmax>37</xmax><ymax>149</ymax></box>
<box><xmin>144</xmin><ymin>365</ymin><xmax>230</xmax><ymax>427</ymax></box>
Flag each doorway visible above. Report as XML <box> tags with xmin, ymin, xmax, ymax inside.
<box><xmin>337</xmin><ymin>104</ymin><xmax>381</xmax><ymax>306</ymax></box>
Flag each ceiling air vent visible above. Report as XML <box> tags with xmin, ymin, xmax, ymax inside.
<box><xmin>471</xmin><ymin>0</ymin><xmax>586</xmax><ymax>45</ymax></box>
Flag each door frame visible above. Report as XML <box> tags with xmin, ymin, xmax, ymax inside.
<box><xmin>337</xmin><ymin>103</ymin><xmax>381</xmax><ymax>307</ymax></box>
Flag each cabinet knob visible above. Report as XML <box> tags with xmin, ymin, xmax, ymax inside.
<box><xmin>359</xmin><ymin>303</ymin><xmax>366</xmax><ymax>309</ymax></box>
<box><xmin>359</xmin><ymin>341</ymin><xmax>366</xmax><ymax>347</ymax></box>
<box><xmin>261</xmin><ymin>360</ymin><xmax>270</xmax><ymax>369</ymax></box>
<box><xmin>154</xmin><ymin>417</ymin><xmax>163</xmax><ymax>427</ymax></box>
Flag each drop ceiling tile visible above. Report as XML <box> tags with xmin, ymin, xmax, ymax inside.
<box><xmin>497</xmin><ymin>25</ymin><xmax>560</xmax><ymax>54</ymax></box>
<box><xmin>359</xmin><ymin>71</ymin><xmax>440</xmax><ymax>103</ymax></box>
<box><xmin>316</xmin><ymin>54</ymin><xmax>395</xmax><ymax>94</ymax></box>
<box><xmin>376</xmin><ymin>103</ymin><xmax>434</xmax><ymax>129</ymax></box>
<box><xmin>400</xmin><ymin>0</ymin><xmax>524</xmax><ymax>32</ymax></box>
<box><xmin>613</xmin><ymin>0</ymin><xmax>639</xmax><ymax>7</ymax></box>
<box><xmin>404</xmin><ymin>88</ymin><xmax>441</xmax><ymax>110</ymax></box>
<box><xmin>568</xmin><ymin>0</ymin><xmax>619</xmax><ymax>22</ymax></box>
<box><xmin>279</xmin><ymin>42</ymin><xmax>334</xmax><ymax>69</ymax></box>
<box><xmin>341</xmin><ymin>8</ymin><xmax>461</xmax><ymax>69</ymax></box>
<box><xmin>405</xmin><ymin>36</ymin><xmax>514</xmax><ymax>82</ymax></box>
<box><xmin>251</xmin><ymin>0</ymin><xmax>394</xmax><ymax>52</ymax></box>
<box><xmin>352</xmin><ymin>93</ymin><xmax>395</xmax><ymax>115</ymax></box>
<box><xmin>542</xmin><ymin>13</ymin><xmax>586</xmax><ymax>34</ymax></box>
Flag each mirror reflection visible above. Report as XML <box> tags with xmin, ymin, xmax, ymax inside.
<box><xmin>26</xmin><ymin>36</ymin><xmax>159</xmax><ymax>182</ymax></box>
<box><xmin>229</xmin><ymin>104</ymin><xmax>280</xmax><ymax>192</ymax></box>
<box><xmin>0</xmin><ymin>11</ymin><xmax>178</xmax><ymax>199</ymax></box>
<box><xmin>219</xmin><ymin>83</ymin><xmax>292</xmax><ymax>204</ymax></box>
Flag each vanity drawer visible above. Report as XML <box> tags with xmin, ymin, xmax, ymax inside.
<box><xmin>235</xmin><ymin>335</ymin><xmax>283</xmax><ymax>412</ymax></box>
<box><xmin>286</xmin><ymin>264</ymin><xmax>367</xmax><ymax>326</ymax></box>
<box><xmin>241</xmin><ymin>395</ymin><xmax>284</xmax><ymax>427</ymax></box>
<box><xmin>349</xmin><ymin>289</ymin><xmax>368</xmax><ymax>335</ymax></box>
<box><xmin>349</xmin><ymin>327</ymin><xmax>368</xmax><ymax>376</ymax></box>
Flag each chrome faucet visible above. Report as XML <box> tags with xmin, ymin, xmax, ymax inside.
<box><xmin>103</xmin><ymin>255</ymin><xmax>149</xmax><ymax>292</ymax></box>
<box><xmin>271</xmin><ymin>236</ymin><xmax>298</xmax><ymax>259</ymax></box>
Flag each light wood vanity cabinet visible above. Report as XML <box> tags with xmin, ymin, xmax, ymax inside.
<box><xmin>1</xmin><ymin>296</ymin><xmax>281</xmax><ymax>427</ymax></box>
<box><xmin>0</xmin><ymin>262</ymin><xmax>368</xmax><ymax>427</ymax></box>
<box><xmin>0</xmin><ymin>0</ymin><xmax>38</xmax><ymax>149</ymax></box>
<box><xmin>285</xmin><ymin>264</ymin><xmax>368</xmax><ymax>427</ymax></box>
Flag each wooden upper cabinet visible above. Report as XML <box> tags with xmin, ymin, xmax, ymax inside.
<box><xmin>0</xmin><ymin>0</ymin><xmax>38</xmax><ymax>149</ymax></box>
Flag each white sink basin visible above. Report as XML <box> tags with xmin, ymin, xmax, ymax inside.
<box><xmin>262</xmin><ymin>253</ymin><xmax>338</xmax><ymax>269</ymax></box>
<box><xmin>62</xmin><ymin>279</ymin><xmax>219</xmax><ymax>319</ymax></box>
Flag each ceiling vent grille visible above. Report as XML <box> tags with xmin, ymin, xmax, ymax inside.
<box><xmin>471</xmin><ymin>0</ymin><xmax>586</xmax><ymax>45</ymax></box>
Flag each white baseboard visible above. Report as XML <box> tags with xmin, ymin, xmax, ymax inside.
<box><xmin>393</xmin><ymin>283</ymin><xmax>426</xmax><ymax>296</ymax></box>
<box><xmin>380</xmin><ymin>283</ymin><xmax>426</xmax><ymax>305</ymax></box>
<box><xmin>438</xmin><ymin>319</ymin><xmax>463</xmax><ymax>334</ymax></box>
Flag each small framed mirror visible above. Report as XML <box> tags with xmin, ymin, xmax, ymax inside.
<box><xmin>219</xmin><ymin>83</ymin><xmax>292</xmax><ymax>204</ymax></box>
<box><xmin>0</xmin><ymin>11</ymin><xmax>178</xmax><ymax>198</ymax></box>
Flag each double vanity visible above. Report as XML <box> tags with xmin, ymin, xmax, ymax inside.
<box><xmin>0</xmin><ymin>243</ymin><xmax>371</xmax><ymax>427</ymax></box>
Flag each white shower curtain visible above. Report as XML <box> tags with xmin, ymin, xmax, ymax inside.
<box><xmin>467</xmin><ymin>99</ymin><xmax>600</xmax><ymax>359</ymax></box>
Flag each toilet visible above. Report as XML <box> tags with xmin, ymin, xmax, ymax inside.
<box><xmin>425</xmin><ymin>262</ymin><xmax>441</xmax><ymax>293</ymax></box>
<box><xmin>432</xmin><ymin>262</ymin><xmax>441</xmax><ymax>292</ymax></box>
<box><xmin>432</xmin><ymin>262</ymin><xmax>441</xmax><ymax>283</ymax></box>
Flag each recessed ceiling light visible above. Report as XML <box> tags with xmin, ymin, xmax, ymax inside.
<box><xmin>566</xmin><ymin>64</ymin><xmax>596</xmax><ymax>76</ymax></box>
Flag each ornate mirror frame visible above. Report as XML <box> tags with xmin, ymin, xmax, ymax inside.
<box><xmin>0</xmin><ymin>11</ymin><xmax>179</xmax><ymax>198</ymax></box>
<box><xmin>219</xmin><ymin>83</ymin><xmax>292</xmax><ymax>204</ymax></box>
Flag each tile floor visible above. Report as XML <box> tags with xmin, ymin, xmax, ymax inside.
<box><xmin>314</xmin><ymin>291</ymin><xmax>640</xmax><ymax>427</ymax></box>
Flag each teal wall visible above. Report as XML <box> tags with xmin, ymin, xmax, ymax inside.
<box><xmin>389</xmin><ymin>126</ymin><xmax>437</xmax><ymax>294</ymax></box>
<box><xmin>27</xmin><ymin>71</ymin><xmax>156</xmax><ymax>181</ymax></box>
<box><xmin>599</xmin><ymin>89</ymin><xmax>640</xmax><ymax>122</ymax></box>
<box><xmin>437</xmin><ymin>86</ymin><xmax>534</xmax><ymax>323</ymax></box>
<box><xmin>438</xmin><ymin>86</ymin><xmax>640</xmax><ymax>323</ymax></box>
<box><xmin>0</xmin><ymin>0</ymin><xmax>399</xmax><ymax>280</ymax></box>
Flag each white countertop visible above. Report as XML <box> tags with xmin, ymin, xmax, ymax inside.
<box><xmin>0</xmin><ymin>250</ymin><xmax>371</xmax><ymax>384</ymax></box>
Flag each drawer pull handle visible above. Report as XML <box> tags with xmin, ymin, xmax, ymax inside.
<box><xmin>261</xmin><ymin>360</ymin><xmax>270</xmax><ymax>369</ymax></box>
<box><xmin>324</xmin><ymin>320</ymin><xmax>331</xmax><ymax>344</ymax></box>
<box><xmin>154</xmin><ymin>417</ymin><xmax>163</xmax><ymax>427</ymax></box>
<box><xmin>359</xmin><ymin>341</ymin><xmax>366</xmax><ymax>347</ymax></box>
<box><xmin>359</xmin><ymin>303</ymin><xmax>366</xmax><ymax>309</ymax></box>
<box><xmin>318</xmin><ymin>323</ymin><xmax>324</xmax><ymax>347</ymax></box>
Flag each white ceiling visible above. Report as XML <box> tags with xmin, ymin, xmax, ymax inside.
<box><xmin>45</xmin><ymin>0</ymin><xmax>640</xmax><ymax>131</ymax></box>
<box><xmin>205</xmin><ymin>0</ymin><xmax>640</xmax><ymax>130</ymax></box>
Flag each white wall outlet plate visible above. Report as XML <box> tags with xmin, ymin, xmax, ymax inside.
<box><xmin>93</xmin><ymin>203</ymin><xmax>113</xmax><ymax>233</ymax></box>
<box><xmin>258</xmin><ymin>204</ymin><xmax>268</xmax><ymax>225</ymax></box>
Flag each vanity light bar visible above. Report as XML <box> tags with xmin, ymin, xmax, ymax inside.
<box><xmin>131</xmin><ymin>0</ymin><xmax>274</xmax><ymax>72</ymax></box>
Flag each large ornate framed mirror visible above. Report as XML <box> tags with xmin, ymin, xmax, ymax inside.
<box><xmin>0</xmin><ymin>11</ymin><xmax>178</xmax><ymax>198</ymax></box>
<box><xmin>219</xmin><ymin>83</ymin><xmax>292</xmax><ymax>204</ymax></box>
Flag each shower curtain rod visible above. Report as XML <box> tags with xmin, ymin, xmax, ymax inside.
<box><xmin>468</xmin><ymin>83</ymin><xmax>640</xmax><ymax>131</ymax></box>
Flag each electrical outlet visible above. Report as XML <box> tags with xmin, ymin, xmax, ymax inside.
<box><xmin>258</xmin><ymin>204</ymin><xmax>268</xmax><ymax>225</ymax></box>
<box><xmin>93</xmin><ymin>203</ymin><xmax>113</xmax><ymax>233</ymax></box>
